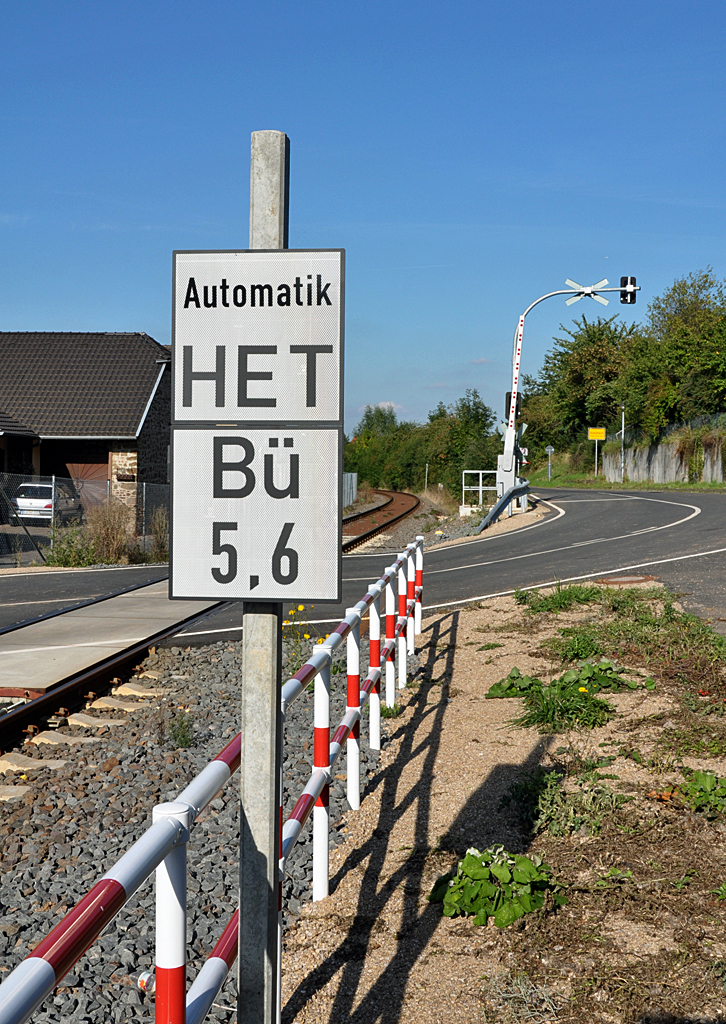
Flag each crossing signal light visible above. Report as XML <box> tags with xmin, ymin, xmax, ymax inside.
<box><xmin>620</xmin><ymin>277</ymin><xmax>637</xmax><ymax>304</ymax></box>
<box><xmin>505</xmin><ymin>392</ymin><xmax>522</xmax><ymax>419</ymax></box>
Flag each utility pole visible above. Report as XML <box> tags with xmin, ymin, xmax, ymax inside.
<box><xmin>620</xmin><ymin>402</ymin><xmax>625</xmax><ymax>484</ymax></box>
<box><xmin>239</xmin><ymin>129</ymin><xmax>289</xmax><ymax>1024</ymax></box>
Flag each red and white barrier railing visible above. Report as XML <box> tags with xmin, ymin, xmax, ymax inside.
<box><xmin>0</xmin><ymin>536</ymin><xmax>424</xmax><ymax>1024</ymax></box>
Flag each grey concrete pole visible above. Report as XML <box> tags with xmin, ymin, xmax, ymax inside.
<box><xmin>239</xmin><ymin>130</ymin><xmax>290</xmax><ymax>1024</ymax></box>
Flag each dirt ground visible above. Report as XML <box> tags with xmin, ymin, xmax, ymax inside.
<box><xmin>281</xmin><ymin>585</ymin><xmax>726</xmax><ymax>1024</ymax></box>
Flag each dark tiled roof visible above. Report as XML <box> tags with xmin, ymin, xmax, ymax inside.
<box><xmin>0</xmin><ymin>410</ymin><xmax>35</xmax><ymax>436</ymax></box>
<box><xmin>0</xmin><ymin>333</ymin><xmax>170</xmax><ymax>438</ymax></box>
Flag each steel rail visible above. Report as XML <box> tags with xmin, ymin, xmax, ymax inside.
<box><xmin>341</xmin><ymin>491</ymin><xmax>420</xmax><ymax>552</ymax></box>
<box><xmin>0</xmin><ymin>600</ymin><xmax>232</xmax><ymax>744</ymax></box>
<box><xmin>341</xmin><ymin>490</ymin><xmax>393</xmax><ymax>526</ymax></box>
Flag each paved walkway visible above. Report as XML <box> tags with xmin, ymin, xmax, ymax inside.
<box><xmin>0</xmin><ymin>581</ymin><xmax>213</xmax><ymax>695</ymax></box>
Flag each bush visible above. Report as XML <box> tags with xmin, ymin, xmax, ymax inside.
<box><xmin>150</xmin><ymin>505</ymin><xmax>169</xmax><ymax>561</ymax></box>
<box><xmin>85</xmin><ymin>500</ymin><xmax>133</xmax><ymax>563</ymax></box>
<box><xmin>46</xmin><ymin>523</ymin><xmax>97</xmax><ymax>567</ymax></box>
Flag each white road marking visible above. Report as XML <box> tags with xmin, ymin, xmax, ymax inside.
<box><xmin>423</xmin><ymin>545</ymin><xmax>726</xmax><ymax>611</ymax></box>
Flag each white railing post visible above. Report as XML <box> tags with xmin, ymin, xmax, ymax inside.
<box><xmin>346</xmin><ymin>607</ymin><xmax>361</xmax><ymax>811</ymax></box>
<box><xmin>415</xmin><ymin>536</ymin><xmax>424</xmax><ymax>635</ymax></box>
<box><xmin>406</xmin><ymin>544</ymin><xmax>415</xmax><ymax>656</ymax></box>
<box><xmin>368</xmin><ymin>584</ymin><xmax>382</xmax><ymax>751</ymax></box>
<box><xmin>153</xmin><ymin>801</ymin><xmax>193</xmax><ymax>1024</ymax></box>
<box><xmin>312</xmin><ymin>646</ymin><xmax>330</xmax><ymax>901</ymax></box>
<box><xmin>384</xmin><ymin>567</ymin><xmax>396</xmax><ymax>706</ymax></box>
<box><xmin>397</xmin><ymin>556</ymin><xmax>408</xmax><ymax>688</ymax></box>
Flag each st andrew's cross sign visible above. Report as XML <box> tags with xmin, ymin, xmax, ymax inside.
<box><xmin>170</xmin><ymin>249</ymin><xmax>344</xmax><ymax>602</ymax></box>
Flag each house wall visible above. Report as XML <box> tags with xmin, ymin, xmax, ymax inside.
<box><xmin>137</xmin><ymin>367</ymin><xmax>170</xmax><ymax>485</ymax></box>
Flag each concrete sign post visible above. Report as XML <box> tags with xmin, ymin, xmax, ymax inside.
<box><xmin>169</xmin><ymin>130</ymin><xmax>344</xmax><ymax>1024</ymax></box>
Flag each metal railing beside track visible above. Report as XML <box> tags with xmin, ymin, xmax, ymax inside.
<box><xmin>0</xmin><ymin>537</ymin><xmax>425</xmax><ymax>1024</ymax></box>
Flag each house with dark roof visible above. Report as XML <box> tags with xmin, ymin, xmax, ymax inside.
<box><xmin>0</xmin><ymin>333</ymin><xmax>170</xmax><ymax>488</ymax></box>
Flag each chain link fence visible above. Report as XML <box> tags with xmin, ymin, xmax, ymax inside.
<box><xmin>0</xmin><ymin>472</ymin><xmax>170</xmax><ymax>568</ymax></box>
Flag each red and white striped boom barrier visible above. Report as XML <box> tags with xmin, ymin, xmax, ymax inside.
<box><xmin>0</xmin><ymin>536</ymin><xmax>424</xmax><ymax>1024</ymax></box>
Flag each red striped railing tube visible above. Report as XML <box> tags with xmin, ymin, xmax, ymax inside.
<box><xmin>154</xmin><ymin>802</ymin><xmax>192</xmax><ymax>1024</ymax></box>
<box><xmin>397</xmin><ymin>557</ymin><xmax>408</xmax><ymax>689</ymax></box>
<box><xmin>312</xmin><ymin>645</ymin><xmax>331</xmax><ymax>901</ymax></box>
<box><xmin>384</xmin><ymin>567</ymin><xmax>396</xmax><ymax>706</ymax></box>
<box><xmin>346</xmin><ymin>607</ymin><xmax>361</xmax><ymax>811</ymax></box>
<box><xmin>406</xmin><ymin>544</ymin><xmax>416</xmax><ymax>655</ymax></box>
<box><xmin>368</xmin><ymin>584</ymin><xmax>382</xmax><ymax>750</ymax></box>
<box><xmin>415</xmin><ymin>536</ymin><xmax>424</xmax><ymax>634</ymax></box>
<box><xmin>185</xmin><ymin>910</ymin><xmax>239</xmax><ymax>1024</ymax></box>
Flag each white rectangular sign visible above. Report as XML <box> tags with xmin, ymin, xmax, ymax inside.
<box><xmin>170</xmin><ymin>426</ymin><xmax>341</xmax><ymax>602</ymax></box>
<box><xmin>173</xmin><ymin>250</ymin><xmax>344</xmax><ymax>423</ymax></box>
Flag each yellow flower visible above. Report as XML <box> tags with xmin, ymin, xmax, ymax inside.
<box><xmin>283</xmin><ymin>621</ymin><xmax>289</xmax><ymax>626</ymax></box>
<box><xmin>298</xmin><ymin>604</ymin><xmax>304</xmax><ymax>611</ymax></box>
<box><xmin>304</xmin><ymin>634</ymin><xmax>310</xmax><ymax>640</ymax></box>
<box><xmin>578</xmin><ymin>686</ymin><xmax>588</xmax><ymax>692</ymax></box>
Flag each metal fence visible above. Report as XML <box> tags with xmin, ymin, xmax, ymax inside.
<box><xmin>0</xmin><ymin>472</ymin><xmax>170</xmax><ymax>567</ymax></box>
<box><xmin>342</xmin><ymin>471</ymin><xmax>357</xmax><ymax>509</ymax></box>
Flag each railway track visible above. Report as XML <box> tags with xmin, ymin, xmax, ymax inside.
<box><xmin>0</xmin><ymin>491</ymin><xmax>420</xmax><ymax>744</ymax></box>
<box><xmin>341</xmin><ymin>490</ymin><xmax>420</xmax><ymax>552</ymax></box>
<box><xmin>0</xmin><ymin>600</ymin><xmax>232</xmax><ymax>744</ymax></box>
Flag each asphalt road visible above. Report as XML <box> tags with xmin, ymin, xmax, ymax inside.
<box><xmin>175</xmin><ymin>487</ymin><xmax>726</xmax><ymax>643</ymax></box>
<box><xmin>2</xmin><ymin>488</ymin><xmax>726</xmax><ymax>645</ymax></box>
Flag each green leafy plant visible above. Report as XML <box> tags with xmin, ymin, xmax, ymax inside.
<box><xmin>478</xmin><ymin>642</ymin><xmax>504</xmax><ymax>651</ymax></box>
<box><xmin>167</xmin><ymin>711</ymin><xmax>195</xmax><ymax>748</ymax></box>
<box><xmin>552</xmin><ymin>625</ymin><xmax>603</xmax><ymax>661</ymax></box>
<box><xmin>681</xmin><ymin>769</ymin><xmax>726</xmax><ymax>817</ymax></box>
<box><xmin>711</xmin><ymin>882</ymin><xmax>726</xmax><ymax>901</ymax></box>
<box><xmin>428</xmin><ymin>845</ymin><xmax>566</xmax><ymax>927</ymax></box>
<box><xmin>381</xmin><ymin>703</ymin><xmax>401</xmax><ymax>718</ymax></box>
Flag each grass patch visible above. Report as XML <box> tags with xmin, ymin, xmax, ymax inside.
<box><xmin>381</xmin><ymin>703</ymin><xmax>401</xmax><ymax>718</ymax></box>
<box><xmin>514</xmin><ymin>582</ymin><xmax>602</xmax><ymax>613</ymax></box>
<box><xmin>428</xmin><ymin>845</ymin><xmax>566</xmax><ymax>928</ymax></box>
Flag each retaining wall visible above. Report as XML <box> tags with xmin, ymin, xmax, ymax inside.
<box><xmin>602</xmin><ymin>440</ymin><xmax>723</xmax><ymax>484</ymax></box>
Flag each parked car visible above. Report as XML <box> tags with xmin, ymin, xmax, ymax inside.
<box><xmin>11</xmin><ymin>480</ymin><xmax>83</xmax><ymax>524</ymax></box>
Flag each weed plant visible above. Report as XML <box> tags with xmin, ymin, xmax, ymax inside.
<box><xmin>487</xmin><ymin>661</ymin><xmax>652</xmax><ymax>732</ymax></box>
<box><xmin>680</xmin><ymin>769</ymin><xmax>726</xmax><ymax>817</ymax></box>
<box><xmin>514</xmin><ymin>582</ymin><xmax>602</xmax><ymax>613</ymax></box>
<box><xmin>481</xmin><ymin>970</ymin><xmax>561</xmax><ymax>1024</ymax></box>
<box><xmin>428</xmin><ymin>844</ymin><xmax>566</xmax><ymax>927</ymax></box>
<box><xmin>168</xmin><ymin>711</ymin><xmax>195</xmax><ymax>748</ymax></box>
<box><xmin>500</xmin><ymin>766</ymin><xmax>629</xmax><ymax>836</ymax></box>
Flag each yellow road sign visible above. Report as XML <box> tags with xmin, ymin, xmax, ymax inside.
<box><xmin>588</xmin><ymin>427</ymin><xmax>606</xmax><ymax>441</ymax></box>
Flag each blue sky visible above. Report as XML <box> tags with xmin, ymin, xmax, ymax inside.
<box><xmin>2</xmin><ymin>1</ymin><xmax>726</xmax><ymax>433</ymax></box>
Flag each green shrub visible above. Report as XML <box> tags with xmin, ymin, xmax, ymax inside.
<box><xmin>46</xmin><ymin>523</ymin><xmax>97</xmax><ymax>567</ymax></box>
<box><xmin>428</xmin><ymin>845</ymin><xmax>566</xmax><ymax>927</ymax></box>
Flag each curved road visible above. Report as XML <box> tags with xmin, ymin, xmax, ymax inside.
<box><xmin>3</xmin><ymin>489</ymin><xmax>726</xmax><ymax>641</ymax></box>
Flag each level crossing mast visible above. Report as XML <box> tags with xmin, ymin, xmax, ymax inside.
<box><xmin>495</xmin><ymin>275</ymin><xmax>640</xmax><ymax>497</ymax></box>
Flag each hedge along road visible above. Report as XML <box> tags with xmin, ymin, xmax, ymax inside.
<box><xmin>176</xmin><ymin>488</ymin><xmax>726</xmax><ymax>643</ymax></box>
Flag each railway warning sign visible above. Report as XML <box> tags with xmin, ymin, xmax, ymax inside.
<box><xmin>170</xmin><ymin>250</ymin><xmax>344</xmax><ymax>602</ymax></box>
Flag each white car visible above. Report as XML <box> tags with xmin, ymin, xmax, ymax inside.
<box><xmin>11</xmin><ymin>481</ymin><xmax>83</xmax><ymax>524</ymax></box>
